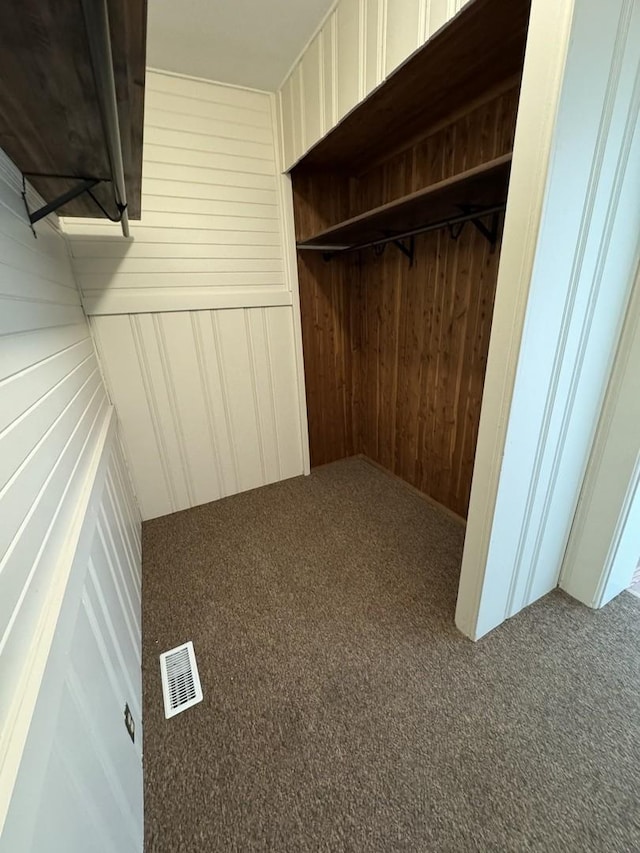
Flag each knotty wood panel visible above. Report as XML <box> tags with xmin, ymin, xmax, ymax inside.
<box><xmin>297</xmin><ymin>252</ymin><xmax>359</xmax><ymax>467</ymax></box>
<box><xmin>293</xmin><ymin>86</ymin><xmax>519</xmax><ymax>515</ymax></box>
<box><xmin>0</xmin><ymin>0</ymin><xmax>146</xmax><ymax>218</ymax></box>
<box><xmin>298</xmin><ymin>155</ymin><xmax>512</xmax><ymax>250</ymax></box>
<box><xmin>292</xmin><ymin>168</ymin><xmax>357</xmax><ymax>467</ymax></box>
<box><xmin>353</xmin><ymin>86</ymin><xmax>520</xmax><ymax>215</ymax></box>
<box><xmin>357</xmin><ymin>226</ymin><xmax>501</xmax><ymax>516</ymax></box>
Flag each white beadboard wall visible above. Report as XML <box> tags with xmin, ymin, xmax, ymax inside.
<box><xmin>0</xmin><ymin>145</ymin><xmax>143</xmax><ymax>850</ymax></box>
<box><xmin>63</xmin><ymin>70</ymin><xmax>309</xmax><ymax>521</ymax></box>
<box><xmin>90</xmin><ymin>307</ymin><xmax>305</xmax><ymax>521</ymax></box>
<box><xmin>279</xmin><ymin>0</ymin><xmax>468</xmax><ymax>169</ymax></box>
<box><xmin>64</xmin><ymin>70</ymin><xmax>290</xmax><ymax>316</ymax></box>
<box><xmin>2</xmin><ymin>420</ymin><xmax>143</xmax><ymax>853</ymax></box>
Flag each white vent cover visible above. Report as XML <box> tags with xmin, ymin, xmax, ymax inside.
<box><xmin>159</xmin><ymin>641</ymin><xmax>203</xmax><ymax>719</ymax></box>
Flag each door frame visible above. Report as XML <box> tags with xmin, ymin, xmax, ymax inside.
<box><xmin>455</xmin><ymin>0</ymin><xmax>640</xmax><ymax>639</ymax></box>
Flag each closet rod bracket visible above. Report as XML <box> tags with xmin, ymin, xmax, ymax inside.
<box><xmin>391</xmin><ymin>236</ymin><xmax>415</xmax><ymax>267</ymax></box>
<box><xmin>457</xmin><ymin>204</ymin><xmax>501</xmax><ymax>250</ymax></box>
<box><xmin>21</xmin><ymin>174</ymin><xmax>102</xmax><ymax>236</ymax></box>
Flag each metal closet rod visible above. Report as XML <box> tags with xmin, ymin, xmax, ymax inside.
<box><xmin>80</xmin><ymin>0</ymin><xmax>129</xmax><ymax>237</ymax></box>
<box><xmin>299</xmin><ymin>202</ymin><xmax>507</xmax><ymax>256</ymax></box>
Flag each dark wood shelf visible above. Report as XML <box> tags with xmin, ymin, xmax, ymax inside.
<box><xmin>0</xmin><ymin>0</ymin><xmax>146</xmax><ymax>219</ymax></box>
<box><xmin>298</xmin><ymin>0</ymin><xmax>530</xmax><ymax>172</ymax></box>
<box><xmin>297</xmin><ymin>154</ymin><xmax>512</xmax><ymax>252</ymax></box>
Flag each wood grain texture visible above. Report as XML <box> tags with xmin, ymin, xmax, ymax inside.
<box><xmin>357</xmin><ymin>225</ymin><xmax>501</xmax><ymax>516</ymax></box>
<box><xmin>0</xmin><ymin>0</ymin><xmax>146</xmax><ymax>218</ymax></box>
<box><xmin>298</xmin><ymin>154</ymin><xmax>512</xmax><ymax>249</ymax></box>
<box><xmin>297</xmin><ymin>252</ymin><xmax>359</xmax><ymax>467</ymax></box>
<box><xmin>301</xmin><ymin>0</ymin><xmax>529</xmax><ymax>170</ymax></box>
<box><xmin>293</xmin><ymin>87</ymin><xmax>519</xmax><ymax>515</ymax></box>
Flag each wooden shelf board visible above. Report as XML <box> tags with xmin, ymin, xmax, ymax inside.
<box><xmin>0</xmin><ymin>0</ymin><xmax>146</xmax><ymax>219</ymax></box>
<box><xmin>296</xmin><ymin>0</ymin><xmax>530</xmax><ymax>172</ymax></box>
<box><xmin>297</xmin><ymin>153</ymin><xmax>512</xmax><ymax>251</ymax></box>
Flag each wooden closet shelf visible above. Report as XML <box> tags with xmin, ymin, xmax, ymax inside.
<box><xmin>296</xmin><ymin>154</ymin><xmax>512</xmax><ymax>252</ymax></box>
<box><xmin>299</xmin><ymin>0</ymin><xmax>530</xmax><ymax>171</ymax></box>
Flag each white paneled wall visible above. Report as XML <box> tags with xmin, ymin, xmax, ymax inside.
<box><xmin>91</xmin><ymin>307</ymin><xmax>304</xmax><ymax>520</ymax></box>
<box><xmin>2</xmin><ymin>423</ymin><xmax>143</xmax><ymax>853</ymax></box>
<box><xmin>64</xmin><ymin>70</ymin><xmax>289</xmax><ymax>315</ymax></box>
<box><xmin>64</xmin><ymin>70</ymin><xmax>309</xmax><ymax>521</ymax></box>
<box><xmin>0</xmin><ymin>145</ymin><xmax>142</xmax><ymax>850</ymax></box>
<box><xmin>278</xmin><ymin>0</ymin><xmax>468</xmax><ymax>169</ymax></box>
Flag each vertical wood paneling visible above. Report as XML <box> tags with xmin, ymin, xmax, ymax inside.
<box><xmin>384</xmin><ymin>0</ymin><xmax>425</xmax><ymax>75</ymax></box>
<box><xmin>91</xmin><ymin>308</ymin><xmax>306</xmax><ymax>520</ymax></box>
<box><xmin>364</xmin><ymin>0</ymin><xmax>385</xmax><ymax>95</ymax></box>
<box><xmin>300</xmin><ymin>33</ymin><xmax>324</xmax><ymax>151</ymax></box>
<box><xmin>278</xmin><ymin>0</ymin><xmax>464</xmax><ymax>170</ymax></box>
<box><xmin>290</xmin><ymin>66</ymin><xmax>305</xmax><ymax>165</ymax></box>
<box><xmin>322</xmin><ymin>14</ymin><xmax>338</xmax><ymax>135</ymax></box>
<box><xmin>280</xmin><ymin>77</ymin><xmax>297</xmax><ymax>171</ymax></box>
<box><xmin>426</xmin><ymin>0</ymin><xmax>450</xmax><ymax>39</ymax></box>
<box><xmin>293</xmin><ymin>88</ymin><xmax>519</xmax><ymax>516</ymax></box>
<box><xmin>336</xmin><ymin>0</ymin><xmax>363</xmax><ymax>120</ymax></box>
<box><xmin>297</xmin><ymin>253</ymin><xmax>359</xmax><ymax>467</ymax></box>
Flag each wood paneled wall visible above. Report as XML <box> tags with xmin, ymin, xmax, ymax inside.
<box><xmin>357</xmin><ymin>225</ymin><xmax>501</xmax><ymax>516</ymax></box>
<box><xmin>293</xmin><ymin>86</ymin><xmax>519</xmax><ymax>517</ymax></box>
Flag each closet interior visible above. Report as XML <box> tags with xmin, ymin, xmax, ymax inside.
<box><xmin>291</xmin><ymin>0</ymin><xmax>531</xmax><ymax>518</ymax></box>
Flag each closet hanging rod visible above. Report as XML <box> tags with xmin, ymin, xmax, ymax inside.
<box><xmin>297</xmin><ymin>202</ymin><xmax>506</xmax><ymax>257</ymax></box>
<box><xmin>80</xmin><ymin>0</ymin><xmax>130</xmax><ymax>237</ymax></box>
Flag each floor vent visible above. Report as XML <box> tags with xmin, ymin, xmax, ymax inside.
<box><xmin>159</xmin><ymin>641</ymin><xmax>203</xmax><ymax>719</ymax></box>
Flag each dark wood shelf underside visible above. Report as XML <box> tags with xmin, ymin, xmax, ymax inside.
<box><xmin>0</xmin><ymin>0</ymin><xmax>146</xmax><ymax>219</ymax></box>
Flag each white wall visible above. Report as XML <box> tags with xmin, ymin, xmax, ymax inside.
<box><xmin>65</xmin><ymin>71</ymin><xmax>290</xmax><ymax>315</ymax></box>
<box><xmin>64</xmin><ymin>70</ymin><xmax>309</xmax><ymax>521</ymax></box>
<box><xmin>90</xmin><ymin>307</ymin><xmax>305</xmax><ymax>520</ymax></box>
<box><xmin>1</xmin><ymin>420</ymin><xmax>143</xmax><ymax>853</ymax></box>
<box><xmin>560</xmin><ymin>263</ymin><xmax>640</xmax><ymax>608</ymax></box>
<box><xmin>456</xmin><ymin>0</ymin><xmax>640</xmax><ymax>639</ymax></box>
<box><xmin>278</xmin><ymin>0</ymin><xmax>467</xmax><ymax>169</ymax></box>
<box><xmin>0</xmin><ymin>148</ymin><xmax>142</xmax><ymax>849</ymax></box>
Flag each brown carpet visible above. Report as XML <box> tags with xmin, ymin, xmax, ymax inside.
<box><xmin>142</xmin><ymin>457</ymin><xmax>640</xmax><ymax>853</ymax></box>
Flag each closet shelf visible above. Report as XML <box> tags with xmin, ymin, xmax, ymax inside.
<box><xmin>296</xmin><ymin>154</ymin><xmax>512</xmax><ymax>254</ymax></box>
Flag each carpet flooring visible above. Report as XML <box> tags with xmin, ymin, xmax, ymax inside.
<box><xmin>142</xmin><ymin>457</ymin><xmax>640</xmax><ymax>853</ymax></box>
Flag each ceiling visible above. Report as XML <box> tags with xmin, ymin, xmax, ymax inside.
<box><xmin>146</xmin><ymin>0</ymin><xmax>334</xmax><ymax>91</ymax></box>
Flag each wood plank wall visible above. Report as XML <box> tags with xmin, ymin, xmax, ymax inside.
<box><xmin>293</xmin><ymin>86</ymin><xmax>519</xmax><ymax>517</ymax></box>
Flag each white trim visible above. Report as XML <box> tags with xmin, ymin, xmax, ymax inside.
<box><xmin>146</xmin><ymin>65</ymin><xmax>273</xmax><ymax>96</ymax></box>
<box><xmin>271</xmin><ymin>93</ymin><xmax>311</xmax><ymax>475</ymax></box>
<box><xmin>357</xmin><ymin>0</ymin><xmax>366</xmax><ymax>101</ymax></box>
<box><xmin>82</xmin><ymin>286</ymin><xmax>294</xmax><ymax>316</ymax></box>
<box><xmin>0</xmin><ymin>406</ymin><xmax>114</xmax><ymax>834</ymax></box>
<box><xmin>455</xmin><ymin>0</ymin><xmax>576</xmax><ymax>639</ymax></box>
<box><xmin>456</xmin><ymin>0</ymin><xmax>640</xmax><ymax>639</ymax></box>
<box><xmin>505</xmin><ymin>0</ymin><xmax>638</xmax><ymax>616</ymax></box>
<box><xmin>277</xmin><ymin>0</ymin><xmax>341</xmax><ymax>90</ymax></box>
<box><xmin>318</xmin><ymin>29</ymin><xmax>327</xmax><ymax>138</ymax></box>
<box><xmin>560</xmin><ymin>262</ymin><xmax>640</xmax><ymax>607</ymax></box>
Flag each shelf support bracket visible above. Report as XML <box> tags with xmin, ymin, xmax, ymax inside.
<box><xmin>391</xmin><ymin>236</ymin><xmax>415</xmax><ymax>267</ymax></box>
<box><xmin>22</xmin><ymin>176</ymin><xmax>101</xmax><ymax>235</ymax></box>
<box><xmin>457</xmin><ymin>204</ymin><xmax>501</xmax><ymax>251</ymax></box>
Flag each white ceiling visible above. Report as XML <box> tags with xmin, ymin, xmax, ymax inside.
<box><xmin>146</xmin><ymin>0</ymin><xmax>334</xmax><ymax>91</ymax></box>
